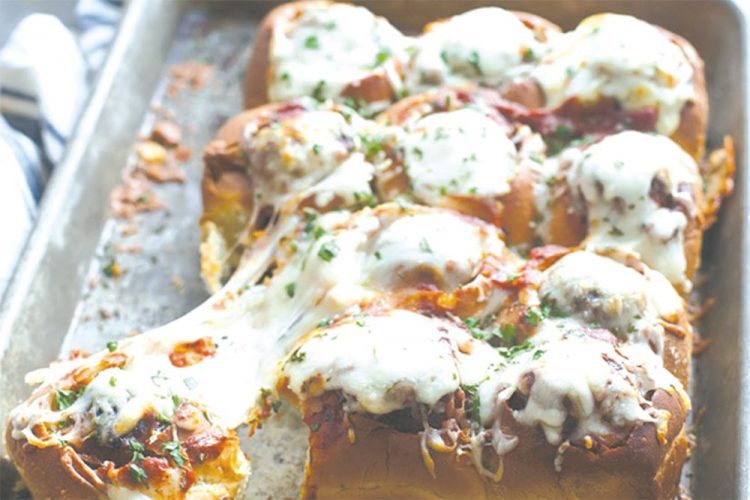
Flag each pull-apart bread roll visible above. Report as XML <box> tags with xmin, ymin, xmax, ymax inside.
<box><xmin>201</xmin><ymin>98</ymin><xmax>380</xmax><ymax>290</ymax></box>
<box><xmin>244</xmin><ymin>1</ymin><xmax>409</xmax><ymax>109</ymax></box>
<box><xmin>7</xmin><ymin>205</ymin><xmax>523</xmax><ymax>499</ymax></box>
<box><xmin>403</xmin><ymin>7</ymin><xmax>560</xmax><ymax>100</ymax></box>
<box><xmin>537</xmin><ymin>130</ymin><xmax>706</xmax><ymax>292</ymax></box>
<box><xmin>202</xmin><ymin>89</ymin><xmax>725</xmax><ymax>292</ymax></box>
<box><xmin>526</xmin><ymin>13</ymin><xmax>707</xmax><ymax>159</ymax></box>
<box><xmin>277</xmin><ymin>288</ymin><xmax>690</xmax><ymax>499</ymax></box>
<box><xmin>375</xmin><ymin>88</ymin><xmax>546</xmax><ymax>246</ymax></box>
<box><xmin>6</xmin><ymin>324</ymin><xmax>253</xmax><ymax>499</ymax></box>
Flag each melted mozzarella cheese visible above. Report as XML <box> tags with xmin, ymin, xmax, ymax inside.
<box><xmin>268</xmin><ymin>3</ymin><xmax>408</xmax><ymax>102</ymax></box>
<box><xmin>404</xmin><ymin>7</ymin><xmax>544</xmax><ymax>94</ymax></box>
<box><xmin>566</xmin><ymin>131</ymin><xmax>700</xmax><ymax>288</ymax></box>
<box><xmin>10</xmin><ymin>315</ymin><xmax>263</xmax><ymax>445</ymax></box>
<box><xmin>281</xmin><ymin>310</ymin><xmax>499</xmax><ymax>414</ymax></box>
<box><xmin>365</xmin><ymin>211</ymin><xmax>487</xmax><ymax>291</ymax></box>
<box><xmin>538</xmin><ymin>251</ymin><xmax>683</xmax><ymax>352</ymax></box>
<box><xmin>397</xmin><ymin>109</ymin><xmax>518</xmax><ymax>205</ymax></box>
<box><xmin>305</xmin><ymin>152</ymin><xmax>375</xmax><ymax>208</ymax></box>
<box><xmin>532</xmin><ymin>13</ymin><xmax>695</xmax><ymax>134</ymax></box>
<box><xmin>244</xmin><ymin>109</ymin><xmax>361</xmax><ymax>196</ymax></box>
<box><xmin>479</xmin><ymin>319</ymin><xmax>683</xmax><ymax>446</ymax></box>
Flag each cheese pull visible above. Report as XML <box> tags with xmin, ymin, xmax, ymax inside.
<box><xmin>6</xmin><ymin>205</ymin><xmax>521</xmax><ymax>499</ymax></box>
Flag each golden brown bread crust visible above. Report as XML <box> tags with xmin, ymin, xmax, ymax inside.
<box><xmin>5</xmin><ymin>426</ymin><xmax>105</xmax><ymax>499</ymax></box>
<box><xmin>661</xmin><ymin>28</ymin><xmax>708</xmax><ymax>160</ymax></box>
<box><xmin>243</xmin><ymin>1</ymin><xmax>397</xmax><ymax>110</ymax></box>
<box><xmin>5</xmin><ymin>419</ymin><xmax>249</xmax><ymax>500</ymax></box>
<box><xmin>301</xmin><ymin>388</ymin><xmax>688</xmax><ymax>499</ymax></box>
<box><xmin>243</xmin><ymin>1</ymin><xmax>306</xmax><ymax>109</ymax></box>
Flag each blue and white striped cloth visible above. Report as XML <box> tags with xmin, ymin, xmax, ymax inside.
<box><xmin>0</xmin><ymin>0</ymin><xmax>121</xmax><ymax>299</ymax></box>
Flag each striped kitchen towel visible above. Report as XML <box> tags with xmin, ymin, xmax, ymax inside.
<box><xmin>0</xmin><ymin>0</ymin><xmax>122</xmax><ymax>301</ymax></box>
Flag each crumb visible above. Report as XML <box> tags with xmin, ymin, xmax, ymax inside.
<box><xmin>171</xmin><ymin>276</ymin><xmax>185</xmax><ymax>292</ymax></box>
<box><xmin>175</xmin><ymin>145</ymin><xmax>192</xmax><ymax>162</ymax></box>
<box><xmin>167</xmin><ymin>61</ymin><xmax>215</xmax><ymax>97</ymax></box>
<box><xmin>102</xmin><ymin>258</ymin><xmax>124</xmax><ymax>278</ymax></box>
<box><xmin>151</xmin><ymin>120</ymin><xmax>182</xmax><ymax>148</ymax></box>
<box><xmin>115</xmin><ymin>244</ymin><xmax>143</xmax><ymax>254</ymax></box>
<box><xmin>138</xmin><ymin>157</ymin><xmax>186</xmax><ymax>183</ymax></box>
<box><xmin>110</xmin><ymin>171</ymin><xmax>165</xmax><ymax>218</ymax></box>
<box><xmin>99</xmin><ymin>309</ymin><xmax>112</xmax><ymax>320</ymax></box>
<box><xmin>121</xmin><ymin>224</ymin><xmax>139</xmax><ymax>237</ymax></box>
<box><xmin>67</xmin><ymin>349</ymin><xmax>91</xmax><ymax>361</ymax></box>
<box><xmin>137</xmin><ymin>141</ymin><xmax>167</xmax><ymax>164</ymax></box>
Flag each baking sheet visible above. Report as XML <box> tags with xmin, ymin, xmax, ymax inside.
<box><xmin>0</xmin><ymin>0</ymin><xmax>747</xmax><ymax>497</ymax></box>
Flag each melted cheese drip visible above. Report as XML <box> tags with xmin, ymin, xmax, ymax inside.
<box><xmin>306</xmin><ymin>152</ymin><xmax>375</xmax><ymax>208</ymax></box>
<box><xmin>566</xmin><ymin>131</ymin><xmax>700</xmax><ymax>288</ymax></box>
<box><xmin>268</xmin><ymin>3</ymin><xmax>407</xmax><ymax>102</ymax></box>
<box><xmin>12</xmin><ymin>206</ymin><xmax>507</xmax><ymax>457</ymax></box>
<box><xmin>281</xmin><ymin>310</ymin><xmax>499</xmax><ymax>414</ymax></box>
<box><xmin>538</xmin><ymin>251</ymin><xmax>683</xmax><ymax>353</ymax></box>
<box><xmin>397</xmin><ymin>109</ymin><xmax>518</xmax><ymax>205</ymax></box>
<box><xmin>479</xmin><ymin>319</ymin><xmax>684</xmax><ymax>446</ymax></box>
<box><xmin>532</xmin><ymin>13</ymin><xmax>695</xmax><ymax>134</ymax></box>
<box><xmin>404</xmin><ymin>7</ymin><xmax>544</xmax><ymax>94</ymax></box>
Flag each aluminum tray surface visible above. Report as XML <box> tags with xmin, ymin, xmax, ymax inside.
<box><xmin>0</xmin><ymin>1</ymin><xmax>747</xmax><ymax>498</ymax></box>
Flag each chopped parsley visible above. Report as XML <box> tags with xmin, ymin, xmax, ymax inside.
<box><xmin>440</xmin><ymin>49</ymin><xmax>449</xmax><ymax>64</ymax></box>
<box><xmin>129</xmin><ymin>440</ymin><xmax>146</xmax><ymax>462</ymax></box>
<box><xmin>171</xmin><ymin>394</ymin><xmax>181</xmax><ymax>408</ymax></box>
<box><xmin>608</xmin><ymin>226</ymin><xmax>625</xmax><ymax>237</ymax></box>
<box><xmin>162</xmin><ymin>440</ymin><xmax>186</xmax><ymax>467</ymax></box>
<box><xmin>496</xmin><ymin>340</ymin><xmax>534</xmax><ymax>360</ymax></box>
<box><xmin>290</xmin><ymin>348</ymin><xmax>306</xmax><ymax>363</ymax></box>
<box><xmin>461</xmin><ymin>383</ymin><xmax>481</xmax><ymax>425</ymax></box>
<box><xmin>317</xmin><ymin>241</ymin><xmax>339</xmax><ymax>262</ymax></box>
<box><xmin>419</xmin><ymin>238</ymin><xmax>432</xmax><ymax>254</ymax></box>
<box><xmin>359</xmin><ymin>134</ymin><xmax>383</xmax><ymax>157</ymax></box>
<box><xmin>523</xmin><ymin>47</ymin><xmax>537</xmax><ymax>63</ymax></box>
<box><xmin>311</xmin><ymin>422</ymin><xmax>321</xmax><ymax>432</ymax></box>
<box><xmin>317</xmin><ymin>317</ymin><xmax>334</xmax><ymax>328</ymax></box>
<box><xmin>468</xmin><ymin>50</ymin><xmax>482</xmax><ymax>75</ymax></box>
<box><xmin>499</xmin><ymin>323</ymin><xmax>516</xmax><ymax>344</ymax></box>
<box><xmin>374</xmin><ymin>50</ymin><xmax>390</xmax><ymax>66</ymax></box>
<box><xmin>280</xmin><ymin>72</ymin><xmax>291</xmax><ymax>83</ymax></box>
<box><xmin>312</xmin><ymin>80</ymin><xmax>326</xmax><ymax>102</ymax></box>
<box><xmin>353</xmin><ymin>191</ymin><xmax>376</xmax><ymax>208</ymax></box>
<box><xmin>313</xmin><ymin>226</ymin><xmax>326</xmax><ymax>240</ymax></box>
<box><xmin>374</xmin><ymin>250</ymin><xmax>382</xmax><ymax>260</ymax></box>
<box><xmin>312</xmin><ymin>144</ymin><xmax>321</xmax><ymax>155</ymax></box>
<box><xmin>554</xmin><ymin>123</ymin><xmax>574</xmax><ymax>140</ymax></box>
<box><xmin>109</xmin><ymin>376</ymin><xmax>117</xmax><ymax>387</ymax></box>
<box><xmin>285</xmin><ymin>282</ymin><xmax>296</xmax><ymax>298</ymax></box>
<box><xmin>304</xmin><ymin>35</ymin><xmax>319</xmax><ymax>49</ymax></box>
<box><xmin>523</xmin><ymin>308</ymin><xmax>543</xmax><ymax>326</ymax></box>
<box><xmin>129</xmin><ymin>463</ymin><xmax>148</xmax><ymax>484</ymax></box>
<box><xmin>106</xmin><ymin>341</ymin><xmax>118</xmax><ymax>352</ymax></box>
<box><xmin>533</xmin><ymin>349</ymin><xmax>545</xmax><ymax>360</ymax></box>
<box><xmin>54</xmin><ymin>388</ymin><xmax>83</xmax><ymax>410</ymax></box>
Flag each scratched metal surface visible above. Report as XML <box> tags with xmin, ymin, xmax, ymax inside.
<box><xmin>0</xmin><ymin>0</ymin><xmax>747</xmax><ymax>498</ymax></box>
